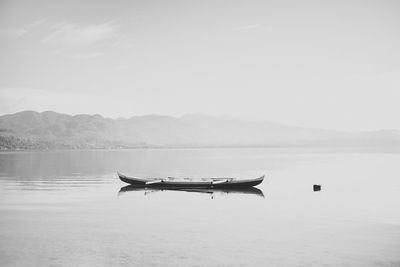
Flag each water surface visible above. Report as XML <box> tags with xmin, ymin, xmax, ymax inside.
<box><xmin>1</xmin><ymin>148</ymin><xmax>400</xmax><ymax>266</ymax></box>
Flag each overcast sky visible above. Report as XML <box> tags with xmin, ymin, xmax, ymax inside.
<box><xmin>0</xmin><ymin>0</ymin><xmax>399</xmax><ymax>131</ymax></box>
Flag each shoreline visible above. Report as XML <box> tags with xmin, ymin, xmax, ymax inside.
<box><xmin>1</xmin><ymin>145</ymin><xmax>400</xmax><ymax>153</ymax></box>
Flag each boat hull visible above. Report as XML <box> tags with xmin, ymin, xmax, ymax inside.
<box><xmin>118</xmin><ymin>172</ymin><xmax>264</xmax><ymax>189</ymax></box>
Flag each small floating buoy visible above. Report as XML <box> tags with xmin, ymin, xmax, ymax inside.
<box><xmin>313</xmin><ymin>184</ymin><xmax>322</xmax><ymax>191</ymax></box>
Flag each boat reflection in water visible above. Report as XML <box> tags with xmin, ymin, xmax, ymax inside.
<box><xmin>118</xmin><ymin>185</ymin><xmax>265</xmax><ymax>199</ymax></box>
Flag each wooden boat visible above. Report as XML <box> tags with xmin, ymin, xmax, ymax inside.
<box><xmin>118</xmin><ymin>185</ymin><xmax>265</xmax><ymax>198</ymax></box>
<box><xmin>117</xmin><ymin>172</ymin><xmax>264</xmax><ymax>189</ymax></box>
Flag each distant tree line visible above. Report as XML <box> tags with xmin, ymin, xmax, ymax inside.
<box><xmin>0</xmin><ymin>135</ymin><xmax>150</xmax><ymax>150</ymax></box>
<box><xmin>0</xmin><ymin>136</ymin><xmax>46</xmax><ymax>150</ymax></box>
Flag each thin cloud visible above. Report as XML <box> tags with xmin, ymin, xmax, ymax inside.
<box><xmin>0</xmin><ymin>20</ymin><xmax>46</xmax><ymax>38</ymax></box>
<box><xmin>1</xmin><ymin>20</ymin><xmax>132</xmax><ymax>56</ymax></box>
<box><xmin>49</xmin><ymin>50</ymin><xmax>104</xmax><ymax>59</ymax></box>
<box><xmin>41</xmin><ymin>21</ymin><xmax>124</xmax><ymax>46</ymax></box>
<box><xmin>0</xmin><ymin>87</ymin><xmax>112</xmax><ymax>115</ymax></box>
<box><xmin>0</xmin><ymin>28</ymin><xmax>28</xmax><ymax>38</ymax></box>
<box><xmin>72</xmin><ymin>52</ymin><xmax>104</xmax><ymax>59</ymax></box>
<box><xmin>231</xmin><ymin>24</ymin><xmax>261</xmax><ymax>32</ymax></box>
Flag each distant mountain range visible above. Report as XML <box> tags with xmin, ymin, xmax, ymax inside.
<box><xmin>0</xmin><ymin>110</ymin><xmax>399</xmax><ymax>150</ymax></box>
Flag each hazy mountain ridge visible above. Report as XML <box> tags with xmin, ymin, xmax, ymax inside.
<box><xmin>0</xmin><ymin>111</ymin><xmax>399</xmax><ymax>150</ymax></box>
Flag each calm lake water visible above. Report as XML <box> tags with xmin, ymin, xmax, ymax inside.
<box><xmin>1</xmin><ymin>148</ymin><xmax>400</xmax><ymax>266</ymax></box>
